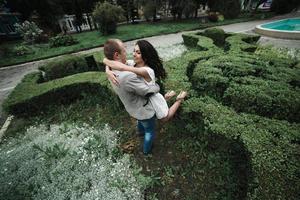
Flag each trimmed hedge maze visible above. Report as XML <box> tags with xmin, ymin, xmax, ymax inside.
<box><xmin>165</xmin><ymin>29</ymin><xmax>300</xmax><ymax>199</ymax></box>
<box><xmin>3</xmin><ymin>28</ymin><xmax>300</xmax><ymax>199</ymax></box>
<box><xmin>3</xmin><ymin>54</ymin><xmax>118</xmax><ymax>115</ymax></box>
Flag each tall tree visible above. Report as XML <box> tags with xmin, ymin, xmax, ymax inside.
<box><xmin>207</xmin><ymin>0</ymin><xmax>241</xmax><ymax>19</ymax></box>
<box><xmin>117</xmin><ymin>0</ymin><xmax>139</xmax><ymax>23</ymax></box>
<box><xmin>0</xmin><ymin>0</ymin><xmax>6</xmax><ymax>8</ymax></box>
<box><xmin>7</xmin><ymin>0</ymin><xmax>64</xmax><ymax>32</ymax></box>
<box><xmin>140</xmin><ymin>0</ymin><xmax>162</xmax><ymax>21</ymax></box>
<box><xmin>169</xmin><ymin>0</ymin><xmax>185</xmax><ymax>20</ymax></box>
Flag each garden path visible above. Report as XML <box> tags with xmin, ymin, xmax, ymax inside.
<box><xmin>1</xmin><ymin>11</ymin><xmax>300</xmax><ymax>125</ymax></box>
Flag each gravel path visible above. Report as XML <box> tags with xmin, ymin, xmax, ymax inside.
<box><xmin>1</xmin><ymin>12</ymin><xmax>299</xmax><ymax>125</ymax></box>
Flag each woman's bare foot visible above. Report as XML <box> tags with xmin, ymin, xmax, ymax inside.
<box><xmin>176</xmin><ymin>91</ymin><xmax>188</xmax><ymax>102</ymax></box>
<box><xmin>164</xmin><ymin>90</ymin><xmax>176</xmax><ymax>101</ymax></box>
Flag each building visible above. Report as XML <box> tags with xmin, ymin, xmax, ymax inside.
<box><xmin>0</xmin><ymin>7</ymin><xmax>20</xmax><ymax>40</ymax></box>
<box><xmin>58</xmin><ymin>14</ymin><xmax>95</xmax><ymax>34</ymax></box>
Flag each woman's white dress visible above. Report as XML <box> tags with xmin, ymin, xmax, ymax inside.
<box><xmin>142</xmin><ymin>66</ymin><xmax>168</xmax><ymax>119</ymax></box>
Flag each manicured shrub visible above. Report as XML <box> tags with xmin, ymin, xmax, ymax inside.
<box><xmin>180</xmin><ymin>96</ymin><xmax>300</xmax><ymax>200</ymax></box>
<box><xmin>224</xmin><ymin>77</ymin><xmax>300</xmax><ymax>123</ymax></box>
<box><xmin>225</xmin><ymin>34</ymin><xmax>258</xmax><ymax>53</ymax></box>
<box><xmin>39</xmin><ymin>56</ymin><xmax>92</xmax><ymax>81</ymax></box>
<box><xmin>192</xmin><ymin>62</ymin><xmax>229</xmax><ymax>99</ymax></box>
<box><xmin>92</xmin><ymin>2</ymin><xmax>125</xmax><ymax>35</ymax></box>
<box><xmin>3</xmin><ymin>72</ymin><xmax>119</xmax><ymax>116</ymax></box>
<box><xmin>182</xmin><ymin>32</ymin><xmax>220</xmax><ymax>51</ymax></box>
<box><xmin>49</xmin><ymin>34</ymin><xmax>78</xmax><ymax>47</ymax></box>
<box><xmin>203</xmin><ymin>28</ymin><xmax>226</xmax><ymax>47</ymax></box>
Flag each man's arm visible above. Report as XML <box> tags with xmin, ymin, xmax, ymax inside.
<box><xmin>123</xmin><ymin>73</ymin><xmax>159</xmax><ymax>96</ymax></box>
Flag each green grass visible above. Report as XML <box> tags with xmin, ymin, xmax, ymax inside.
<box><xmin>0</xmin><ymin>14</ymin><xmax>268</xmax><ymax>67</ymax></box>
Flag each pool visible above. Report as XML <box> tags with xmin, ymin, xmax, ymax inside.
<box><xmin>255</xmin><ymin>18</ymin><xmax>300</xmax><ymax>40</ymax></box>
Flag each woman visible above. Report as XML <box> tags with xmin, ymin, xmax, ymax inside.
<box><xmin>104</xmin><ymin>40</ymin><xmax>187</xmax><ymax>122</ymax></box>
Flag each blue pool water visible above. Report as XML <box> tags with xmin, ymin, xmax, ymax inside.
<box><xmin>261</xmin><ymin>18</ymin><xmax>300</xmax><ymax>31</ymax></box>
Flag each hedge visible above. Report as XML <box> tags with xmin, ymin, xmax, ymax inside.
<box><xmin>3</xmin><ymin>30</ymin><xmax>299</xmax><ymax>199</ymax></box>
<box><xmin>184</xmin><ymin>32</ymin><xmax>300</xmax><ymax>122</ymax></box>
<box><xmin>224</xmin><ymin>77</ymin><xmax>300</xmax><ymax>122</ymax></box>
<box><xmin>38</xmin><ymin>54</ymin><xmax>105</xmax><ymax>81</ymax></box>
<box><xmin>3</xmin><ymin>71</ymin><xmax>119</xmax><ymax>115</ymax></box>
<box><xmin>180</xmin><ymin>96</ymin><xmax>300</xmax><ymax>200</ymax></box>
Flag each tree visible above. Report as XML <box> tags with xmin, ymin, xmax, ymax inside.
<box><xmin>140</xmin><ymin>0</ymin><xmax>162</xmax><ymax>22</ymax></box>
<box><xmin>92</xmin><ymin>2</ymin><xmax>125</xmax><ymax>35</ymax></box>
<box><xmin>183</xmin><ymin>0</ymin><xmax>197</xmax><ymax>19</ymax></box>
<box><xmin>271</xmin><ymin>0</ymin><xmax>300</xmax><ymax>14</ymax></box>
<box><xmin>117</xmin><ymin>0</ymin><xmax>139</xmax><ymax>23</ymax></box>
<box><xmin>0</xmin><ymin>0</ymin><xmax>6</xmax><ymax>8</ymax></box>
<box><xmin>7</xmin><ymin>0</ymin><xmax>64</xmax><ymax>32</ymax></box>
<box><xmin>207</xmin><ymin>0</ymin><xmax>241</xmax><ymax>19</ymax></box>
<box><xmin>169</xmin><ymin>0</ymin><xmax>185</xmax><ymax>20</ymax></box>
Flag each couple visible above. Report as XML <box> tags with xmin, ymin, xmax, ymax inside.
<box><xmin>103</xmin><ymin>39</ymin><xmax>187</xmax><ymax>155</ymax></box>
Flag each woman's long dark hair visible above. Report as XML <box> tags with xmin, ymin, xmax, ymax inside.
<box><xmin>136</xmin><ymin>40</ymin><xmax>167</xmax><ymax>81</ymax></box>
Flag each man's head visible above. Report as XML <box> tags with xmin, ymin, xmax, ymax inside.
<box><xmin>104</xmin><ymin>39</ymin><xmax>126</xmax><ymax>64</ymax></box>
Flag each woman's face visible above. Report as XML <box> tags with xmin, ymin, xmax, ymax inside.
<box><xmin>133</xmin><ymin>45</ymin><xmax>144</xmax><ymax>65</ymax></box>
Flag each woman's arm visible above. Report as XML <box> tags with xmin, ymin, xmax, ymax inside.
<box><xmin>103</xmin><ymin>58</ymin><xmax>151</xmax><ymax>82</ymax></box>
<box><xmin>105</xmin><ymin>65</ymin><xmax>119</xmax><ymax>85</ymax></box>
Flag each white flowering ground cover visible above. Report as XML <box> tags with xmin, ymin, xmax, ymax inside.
<box><xmin>0</xmin><ymin>123</ymin><xmax>152</xmax><ymax>200</ymax></box>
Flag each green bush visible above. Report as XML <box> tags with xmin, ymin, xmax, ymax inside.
<box><xmin>271</xmin><ymin>0</ymin><xmax>300</xmax><ymax>14</ymax></box>
<box><xmin>225</xmin><ymin>34</ymin><xmax>258</xmax><ymax>53</ymax></box>
<box><xmin>0</xmin><ymin>123</ymin><xmax>151</xmax><ymax>199</ymax></box>
<box><xmin>208</xmin><ymin>0</ymin><xmax>241</xmax><ymax>19</ymax></box>
<box><xmin>3</xmin><ymin>72</ymin><xmax>119</xmax><ymax>116</ymax></box>
<box><xmin>92</xmin><ymin>2</ymin><xmax>125</xmax><ymax>35</ymax></box>
<box><xmin>224</xmin><ymin>77</ymin><xmax>300</xmax><ymax>122</ymax></box>
<box><xmin>12</xmin><ymin>45</ymin><xmax>33</xmax><ymax>56</ymax></box>
<box><xmin>14</xmin><ymin>20</ymin><xmax>43</xmax><ymax>44</ymax></box>
<box><xmin>49</xmin><ymin>34</ymin><xmax>78</xmax><ymax>48</ymax></box>
<box><xmin>180</xmin><ymin>96</ymin><xmax>300</xmax><ymax>200</ymax></box>
<box><xmin>39</xmin><ymin>56</ymin><xmax>94</xmax><ymax>81</ymax></box>
<box><xmin>203</xmin><ymin>28</ymin><xmax>226</xmax><ymax>47</ymax></box>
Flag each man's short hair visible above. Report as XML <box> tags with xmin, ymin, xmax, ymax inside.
<box><xmin>104</xmin><ymin>39</ymin><xmax>122</xmax><ymax>60</ymax></box>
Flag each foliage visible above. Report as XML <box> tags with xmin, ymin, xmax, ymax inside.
<box><xmin>166</xmin><ymin>31</ymin><xmax>300</xmax><ymax>199</ymax></box>
<box><xmin>180</xmin><ymin>96</ymin><xmax>300</xmax><ymax>200</ymax></box>
<box><xmin>0</xmin><ymin>0</ymin><xmax>6</xmax><ymax>8</ymax></box>
<box><xmin>271</xmin><ymin>0</ymin><xmax>300</xmax><ymax>14</ymax></box>
<box><xmin>207</xmin><ymin>0</ymin><xmax>241</xmax><ymax>19</ymax></box>
<box><xmin>0</xmin><ymin>123</ymin><xmax>151</xmax><ymax>199</ymax></box>
<box><xmin>142</xmin><ymin>1</ymin><xmax>156</xmax><ymax>21</ymax></box>
<box><xmin>92</xmin><ymin>1</ymin><xmax>125</xmax><ymax>35</ymax></box>
<box><xmin>183</xmin><ymin>0</ymin><xmax>197</xmax><ymax>19</ymax></box>
<box><xmin>14</xmin><ymin>21</ymin><xmax>43</xmax><ymax>44</ymax></box>
<box><xmin>207</xmin><ymin>12</ymin><xmax>218</xmax><ymax>22</ymax></box>
<box><xmin>49</xmin><ymin>34</ymin><xmax>78</xmax><ymax>48</ymax></box>
<box><xmin>38</xmin><ymin>55</ymin><xmax>97</xmax><ymax>81</ymax></box>
<box><xmin>1</xmin><ymin>15</ymin><xmax>263</xmax><ymax>67</ymax></box>
<box><xmin>2</xmin><ymin>71</ymin><xmax>119</xmax><ymax>116</ymax></box>
<box><xmin>12</xmin><ymin>45</ymin><xmax>33</xmax><ymax>56</ymax></box>
<box><xmin>203</xmin><ymin>27</ymin><xmax>226</xmax><ymax>46</ymax></box>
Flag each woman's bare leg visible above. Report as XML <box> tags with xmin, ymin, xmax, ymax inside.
<box><xmin>161</xmin><ymin>91</ymin><xmax>187</xmax><ymax>123</ymax></box>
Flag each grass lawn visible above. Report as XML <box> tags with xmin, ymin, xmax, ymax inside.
<box><xmin>0</xmin><ymin>13</ymin><xmax>271</xmax><ymax>67</ymax></box>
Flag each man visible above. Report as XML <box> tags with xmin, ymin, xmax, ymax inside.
<box><xmin>103</xmin><ymin>39</ymin><xmax>159</xmax><ymax>155</ymax></box>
